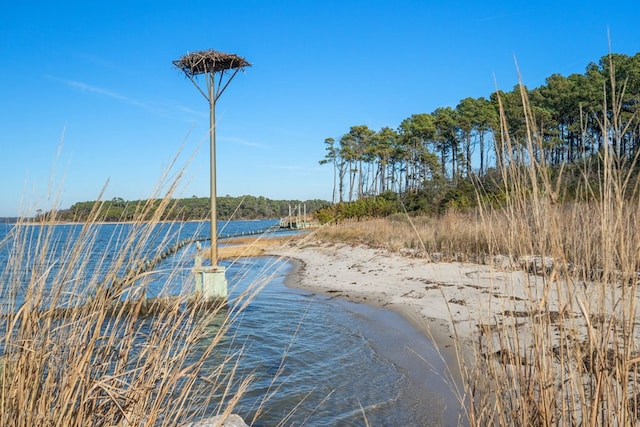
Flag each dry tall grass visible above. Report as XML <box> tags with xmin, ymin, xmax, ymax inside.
<box><xmin>453</xmin><ymin>57</ymin><xmax>640</xmax><ymax>426</ymax></box>
<box><xmin>0</xmin><ymin>168</ymin><xmax>267</xmax><ymax>426</ymax></box>
<box><xmin>316</xmin><ymin>56</ymin><xmax>640</xmax><ymax>426</ymax></box>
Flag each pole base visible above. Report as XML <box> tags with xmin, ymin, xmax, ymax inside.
<box><xmin>194</xmin><ymin>265</ymin><xmax>228</xmax><ymax>303</ymax></box>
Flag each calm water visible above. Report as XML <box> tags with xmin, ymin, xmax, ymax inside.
<box><xmin>0</xmin><ymin>220</ymin><xmax>459</xmax><ymax>426</ymax></box>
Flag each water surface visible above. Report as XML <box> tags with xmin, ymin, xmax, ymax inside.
<box><xmin>0</xmin><ymin>220</ymin><xmax>460</xmax><ymax>425</ymax></box>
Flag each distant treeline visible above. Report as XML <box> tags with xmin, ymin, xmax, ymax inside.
<box><xmin>52</xmin><ymin>196</ymin><xmax>330</xmax><ymax>222</ymax></box>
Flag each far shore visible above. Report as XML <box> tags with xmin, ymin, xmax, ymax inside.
<box><xmin>6</xmin><ymin>218</ymin><xmax>276</xmax><ymax>226</ymax></box>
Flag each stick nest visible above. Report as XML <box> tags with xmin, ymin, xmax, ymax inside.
<box><xmin>173</xmin><ymin>50</ymin><xmax>251</xmax><ymax>76</ymax></box>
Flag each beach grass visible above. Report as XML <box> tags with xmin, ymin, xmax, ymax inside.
<box><xmin>0</xmin><ymin>162</ymin><xmax>274</xmax><ymax>426</ymax></box>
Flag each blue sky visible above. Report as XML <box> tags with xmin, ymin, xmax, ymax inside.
<box><xmin>1</xmin><ymin>0</ymin><xmax>638</xmax><ymax>217</ymax></box>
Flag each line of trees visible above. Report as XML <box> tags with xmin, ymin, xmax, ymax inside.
<box><xmin>54</xmin><ymin>195</ymin><xmax>329</xmax><ymax>222</ymax></box>
<box><xmin>320</xmin><ymin>52</ymin><xmax>640</xmax><ymax>204</ymax></box>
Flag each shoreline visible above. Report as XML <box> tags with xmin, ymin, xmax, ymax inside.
<box><xmin>268</xmin><ymin>236</ymin><xmax>640</xmax><ymax>419</ymax></box>
<box><xmin>269</xmin><ymin>239</ymin><xmax>488</xmax><ymax>344</ymax></box>
<box><xmin>280</xmin><ymin>253</ymin><xmax>461</xmax><ymax>366</ymax></box>
<box><xmin>269</xmin><ymin>241</ymin><xmax>474</xmax><ymax>402</ymax></box>
<box><xmin>266</xmin><ymin>238</ymin><xmax>623</xmax><ymax>405</ymax></box>
<box><xmin>277</xmin><ymin>253</ymin><xmax>464</xmax><ymax>425</ymax></box>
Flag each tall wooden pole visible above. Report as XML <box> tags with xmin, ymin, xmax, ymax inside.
<box><xmin>208</xmin><ymin>72</ymin><xmax>218</xmax><ymax>266</ymax></box>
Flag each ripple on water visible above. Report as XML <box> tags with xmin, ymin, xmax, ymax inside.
<box><xmin>222</xmin><ymin>256</ymin><xmax>455</xmax><ymax>426</ymax></box>
<box><xmin>0</xmin><ymin>222</ymin><xmax>457</xmax><ymax>426</ymax></box>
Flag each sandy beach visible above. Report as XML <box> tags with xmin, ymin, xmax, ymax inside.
<box><xmin>270</xmin><ymin>240</ymin><xmax>531</xmax><ymax>349</ymax></box>
<box><xmin>268</xmin><ymin>238</ymin><xmax>640</xmax><ymax>389</ymax></box>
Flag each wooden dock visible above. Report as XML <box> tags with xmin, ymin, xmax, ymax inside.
<box><xmin>279</xmin><ymin>203</ymin><xmax>319</xmax><ymax>230</ymax></box>
<box><xmin>279</xmin><ymin>218</ymin><xmax>319</xmax><ymax>230</ymax></box>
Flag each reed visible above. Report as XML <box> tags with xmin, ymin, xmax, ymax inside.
<box><xmin>459</xmin><ymin>58</ymin><xmax>640</xmax><ymax>427</ymax></box>
<box><xmin>0</xmin><ymin>160</ymin><xmax>269</xmax><ymax>426</ymax></box>
<box><xmin>314</xmin><ymin>212</ymin><xmax>498</xmax><ymax>258</ymax></box>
